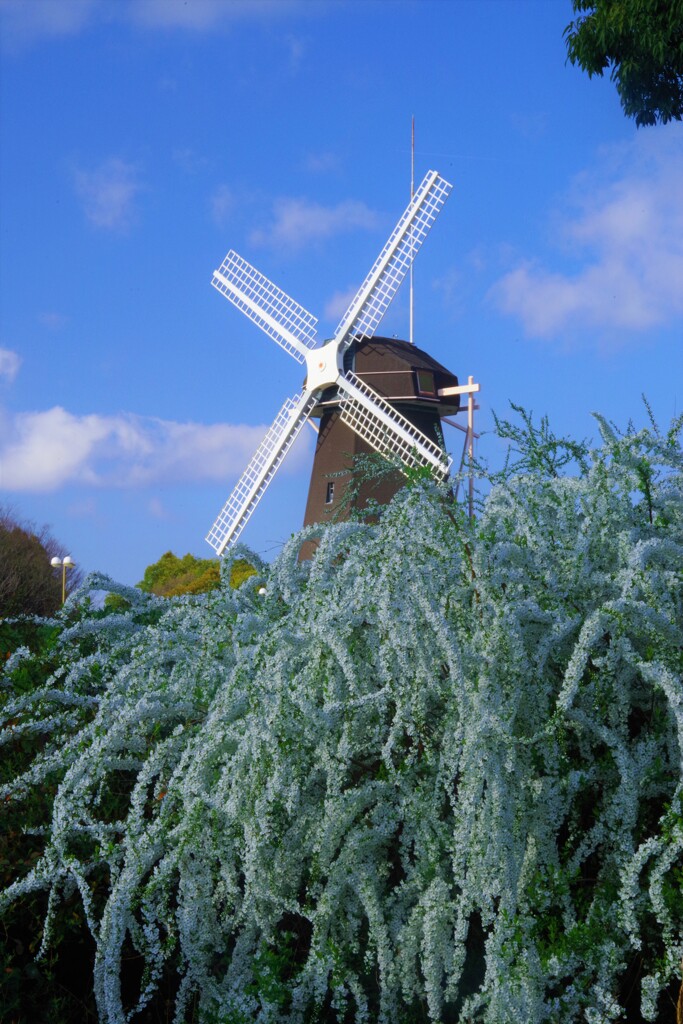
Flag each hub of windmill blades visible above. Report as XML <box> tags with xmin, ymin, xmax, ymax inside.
<box><xmin>303</xmin><ymin>337</ymin><xmax>344</xmax><ymax>393</ymax></box>
<box><xmin>206</xmin><ymin>169</ymin><xmax>456</xmax><ymax>558</ymax></box>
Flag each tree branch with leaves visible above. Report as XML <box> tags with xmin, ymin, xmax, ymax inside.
<box><xmin>565</xmin><ymin>0</ymin><xmax>683</xmax><ymax>126</ymax></box>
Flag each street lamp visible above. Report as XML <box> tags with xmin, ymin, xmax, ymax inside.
<box><xmin>51</xmin><ymin>555</ymin><xmax>75</xmax><ymax>605</ymax></box>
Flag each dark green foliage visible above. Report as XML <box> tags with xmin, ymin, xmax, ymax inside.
<box><xmin>102</xmin><ymin>593</ymin><xmax>132</xmax><ymax>613</ymax></box>
<box><xmin>565</xmin><ymin>0</ymin><xmax>683</xmax><ymax>126</ymax></box>
<box><xmin>0</xmin><ymin>590</ymin><xmax>176</xmax><ymax>1023</ymax></box>
<box><xmin>0</xmin><ymin>616</ymin><xmax>96</xmax><ymax>1023</ymax></box>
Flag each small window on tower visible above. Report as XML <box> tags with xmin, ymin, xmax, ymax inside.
<box><xmin>415</xmin><ymin>369</ymin><xmax>437</xmax><ymax>398</ymax></box>
<box><xmin>325</xmin><ymin>482</ymin><xmax>335</xmax><ymax>505</ymax></box>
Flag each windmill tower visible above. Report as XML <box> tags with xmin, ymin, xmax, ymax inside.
<box><xmin>301</xmin><ymin>335</ymin><xmax>461</xmax><ymax>530</ymax></box>
<box><xmin>206</xmin><ymin>170</ymin><xmax>461</xmax><ymax>557</ymax></box>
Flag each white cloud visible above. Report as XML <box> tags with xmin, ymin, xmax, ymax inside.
<box><xmin>285</xmin><ymin>33</ymin><xmax>305</xmax><ymax>73</ymax></box>
<box><xmin>2</xmin><ymin>407</ymin><xmax>113</xmax><ymax>489</ymax></box>
<box><xmin>0</xmin><ymin>349</ymin><xmax>21</xmax><ymax>383</ymax></box>
<box><xmin>251</xmin><ymin>198</ymin><xmax>379</xmax><ymax>251</ymax></box>
<box><xmin>73</xmin><ymin>158</ymin><xmax>142</xmax><ymax>231</ymax></box>
<box><xmin>0</xmin><ymin>406</ymin><xmax>311</xmax><ymax>492</ymax></box>
<box><xmin>0</xmin><ymin>0</ymin><xmax>98</xmax><ymax>47</ymax></box>
<box><xmin>324</xmin><ymin>287</ymin><xmax>358</xmax><ymax>322</ymax></box>
<box><xmin>305</xmin><ymin>151</ymin><xmax>340</xmax><ymax>174</ymax></box>
<box><xmin>0</xmin><ymin>0</ymin><xmax>305</xmax><ymax>47</ymax></box>
<box><xmin>67</xmin><ymin>496</ymin><xmax>98</xmax><ymax>518</ymax></box>
<box><xmin>490</xmin><ymin>129</ymin><xmax>683</xmax><ymax>342</ymax></box>
<box><xmin>173</xmin><ymin>147</ymin><xmax>209</xmax><ymax>174</ymax></box>
<box><xmin>147</xmin><ymin>496</ymin><xmax>168</xmax><ymax>519</ymax></box>
<box><xmin>127</xmin><ymin>0</ymin><xmax>299</xmax><ymax>30</ymax></box>
<box><xmin>509</xmin><ymin>111</ymin><xmax>547</xmax><ymax>141</ymax></box>
<box><xmin>38</xmin><ymin>311</ymin><xmax>69</xmax><ymax>330</ymax></box>
<box><xmin>128</xmin><ymin>0</ymin><xmax>231</xmax><ymax>29</ymax></box>
<box><xmin>432</xmin><ymin>267</ymin><xmax>465</xmax><ymax>316</ymax></box>
<box><xmin>210</xmin><ymin>184</ymin><xmax>235</xmax><ymax>226</ymax></box>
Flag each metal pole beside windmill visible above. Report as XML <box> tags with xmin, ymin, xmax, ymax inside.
<box><xmin>439</xmin><ymin>377</ymin><xmax>481</xmax><ymax>521</ymax></box>
<box><xmin>467</xmin><ymin>376</ymin><xmax>476</xmax><ymax>520</ymax></box>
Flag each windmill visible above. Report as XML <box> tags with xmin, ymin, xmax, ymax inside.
<box><xmin>206</xmin><ymin>169</ymin><xmax>460</xmax><ymax>557</ymax></box>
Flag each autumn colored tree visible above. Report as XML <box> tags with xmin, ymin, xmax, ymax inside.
<box><xmin>137</xmin><ymin>550</ymin><xmax>255</xmax><ymax>597</ymax></box>
<box><xmin>0</xmin><ymin>508</ymin><xmax>81</xmax><ymax>618</ymax></box>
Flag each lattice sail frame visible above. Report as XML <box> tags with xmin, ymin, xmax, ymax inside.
<box><xmin>206</xmin><ymin>391</ymin><xmax>316</xmax><ymax>556</ymax></box>
<box><xmin>338</xmin><ymin>373</ymin><xmax>450</xmax><ymax>478</ymax></box>
<box><xmin>207</xmin><ymin>170</ymin><xmax>453</xmax><ymax>555</ymax></box>
<box><xmin>212</xmin><ymin>252</ymin><xmax>318</xmax><ymax>364</ymax></box>
<box><xmin>334</xmin><ymin>170</ymin><xmax>451</xmax><ymax>352</ymax></box>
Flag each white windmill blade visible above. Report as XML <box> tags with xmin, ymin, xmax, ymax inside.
<box><xmin>212</xmin><ymin>251</ymin><xmax>318</xmax><ymax>365</ymax></box>
<box><xmin>337</xmin><ymin>372</ymin><xmax>452</xmax><ymax>479</ymax></box>
<box><xmin>206</xmin><ymin>389</ymin><xmax>317</xmax><ymax>556</ymax></box>
<box><xmin>333</xmin><ymin>170</ymin><xmax>452</xmax><ymax>352</ymax></box>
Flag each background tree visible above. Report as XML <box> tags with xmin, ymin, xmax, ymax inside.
<box><xmin>565</xmin><ymin>0</ymin><xmax>683</xmax><ymax>125</ymax></box>
<box><xmin>0</xmin><ymin>507</ymin><xmax>81</xmax><ymax>618</ymax></box>
<box><xmin>137</xmin><ymin>550</ymin><xmax>255</xmax><ymax>597</ymax></box>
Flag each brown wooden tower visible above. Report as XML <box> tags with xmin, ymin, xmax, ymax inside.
<box><xmin>303</xmin><ymin>335</ymin><xmax>460</xmax><ymax>527</ymax></box>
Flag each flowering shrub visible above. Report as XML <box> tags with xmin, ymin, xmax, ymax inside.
<box><xmin>1</xmin><ymin>412</ymin><xmax>682</xmax><ymax>1023</ymax></box>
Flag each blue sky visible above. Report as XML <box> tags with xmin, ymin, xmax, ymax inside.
<box><xmin>0</xmin><ymin>0</ymin><xmax>681</xmax><ymax>586</ymax></box>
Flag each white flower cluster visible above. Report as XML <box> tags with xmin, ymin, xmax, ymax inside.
<box><xmin>1</xmin><ymin>414</ymin><xmax>681</xmax><ymax>1024</ymax></box>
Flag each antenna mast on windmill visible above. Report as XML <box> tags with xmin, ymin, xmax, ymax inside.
<box><xmin>206</xmin><ymin>169</ymin><xmax>465</xmax><ymax>557</ymax></box>
<box><xmin>409</xmin><ymin>115</ymin><xmax>415</xmax><ymax>345</ymax></box>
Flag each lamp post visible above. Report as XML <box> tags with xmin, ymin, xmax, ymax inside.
<box><xmin>50</xmin><ymin>556</ymin><xmax>75</xmax><ymax>605</ymax></box>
